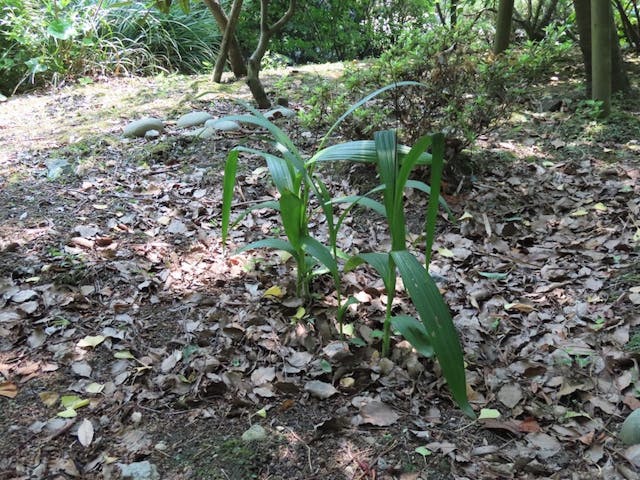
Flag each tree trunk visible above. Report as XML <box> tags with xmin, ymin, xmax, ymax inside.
<box><xmin>203</xmin><ymin>0</ymin><xmax>247</xmax><ymax>78</ymax></box>
<box><xmin>573</xmin><ymin>0</ymin><xmax>630</xmax><ymax>95</ymax></box>
<box><xmin>213</xmin><ymin>0</ymin><xmax>244</xmax><ymax>82</ymax></box>
<box><xmin>494</xmin><ymin>0</ymin><xmax>514</xmax><ymax>54</ymax></box>
<box><xmin>591</xmin><ymin>0</ymin><xmax>611</xmax><ymax>117</ymax></box>
<box><xmin>245</xmin><ymin>0</ymin><xmax>297</xmax><ymax>108</ymax></box>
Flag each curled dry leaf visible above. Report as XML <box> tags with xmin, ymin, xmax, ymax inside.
<box><xmin>0</xmin><ymin>381</ymin><xmax>18</xmax><ymax>398</ymax></box>
<box><xmin>357</xmin><ymin>400</ymin><xmax>399</xmax><ymax>426</ymax></box>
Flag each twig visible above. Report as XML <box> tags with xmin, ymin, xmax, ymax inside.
<box><xmin>285</xmin><ymin>426</ymin><xmax>313</xmax><ymax>473</ymax></box>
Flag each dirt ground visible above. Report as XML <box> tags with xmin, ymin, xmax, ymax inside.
<box><xmin>1</xmin><ymin>62</ymin><xmax>639</xmax><ymax>480</ymax></box>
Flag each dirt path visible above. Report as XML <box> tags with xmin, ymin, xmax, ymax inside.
<box><xmin>0</xmin><ymin>65</ymin><xmax>639</xmax><ymax>480</ymax></box>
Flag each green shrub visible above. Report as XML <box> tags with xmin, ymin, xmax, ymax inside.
<box><xmin>300</xmin><ymin>22</ymin><xmax>573</xmax><ymax>154</ymax></box>
<box><xmin>0</xmin><ymin>0</ymin><xmax>219</xmax><ymax>94</ymax></box>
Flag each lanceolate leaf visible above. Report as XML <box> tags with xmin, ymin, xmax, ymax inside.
<box><xmin>329</xmin><ymin>195</ymin><xmax>386</xmax><ymax>217</ymax></box>
<box><xmin>352</xmin><ymin>252</ymin><xmax>395</xmax><ymax>293</ymax></box>
<box><xmin>221</xmin><ymin>150</ymin><xmax>239</xmax><ymax>245</ymax></box>
<box><xmin>279</xmin><ymin>190</ymin><xmax>305</xmax><ymax>250</ymax></box>
<box><xmin>301</xmin><ymin>236</ymin><xmax>339</xmax><ymax>284</ymax></box>
<box><xmin>310</xmin><ymin>141</ymin><xmax>431</xmax><ymax>166</ymax></box>
<box><xmin>391</xmin><ymin>250</ymin><xmax>473</xmax><ymax>417</ymax></box>
<box><xmin>391</xmin><ymin>315</ymin><xmax>434</xmax><ymax>358</ymax></box>
<box><xmin>424</xmin><ymin>133</ymin><xmax>445</xmax><ymax>267</ymax></box>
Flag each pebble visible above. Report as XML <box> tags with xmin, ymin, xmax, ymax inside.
<box><xmin>241</xmin><ymin>424</ymin><xmax>267</xmax><ymax>442</ymax></box>
<box><xmin>176</xmin><ymin>111</ymin><xmax>212</xmax><ymax>128</ymax></box>
<box><xmin>264</xmin><ymin>107</ymin><xmax>295</xmax><ymax>120</ymax></box>
<box><xmin>123</xmin><ymin>118</ymin><xmax>164</xmax><ymax>138</ymax></box>
<box><xmin>118</xmin><ymin>461</ymin><xmax>160</xmax><ymax>480</ymax></box>
<box><xmin>204</xmin><ymin>118</ymin><xmax>241</xmax><ymax>131</ymax></box>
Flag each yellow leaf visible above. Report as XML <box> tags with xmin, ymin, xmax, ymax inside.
<box><xmin>255</xmin><ymin>408</ymin><xmax>267</xmax><ymax>418</ymax></box>
<box><xmin>60</xmin><ymin>395</ymin><xmax>89</xmax><ymax>410</ymax></box>
<box><xmin>504</xmin><ymin>302</ymin><xmax>535</xmax><ymax>313</ymax></box>
<box><xmin>569</xmin><ymin>209</ymin><xmax>589</xmax><ymax>217</ymax></box>
<box><xmin>85</xmin><ymin>383</ymin><xmax>104</xmax><ymax>394</ymax></box>
<box><xmin>77</xmin><ymin>335</ymin><xmax>106</xmax><ymax>348</ymax></box>
<box><xmin>292</xmin><ymin>306</ymin><xmax>306</xmax><ymax>320</ymax></box>
<box><xmin>459</xmin><ymin>211</ymin><xmax>474</xmax><ymax>221</ymax></box>
<box><xmin>0</xmin><ymin>381</ymin><xmax>18</xmax><ymax>399</ymax></box>
<box><xmin>437</xmin><ymin>248</ymin><xmax>454</xmax><ymax>258</ymax></box>
<box><xmin>263</xmin><ymin>285</ymin><xmax>284</xmax><ymax>299</ymax></box>
<box><xmin>57</xmin><ymin>408</ymin><xmax>78</xmax><ymax>418</ymax></box>
<box><xmin>114</xmin><ymin>350</ymin><xmax>135</xmax><ymax>359</ymax></box>
<box><xmin>38</xmin><ymin>391</ymin><xmax>59</xmax><ymax>407</ymax></box>
<box><xmin>593</xmin><ymin>202</ymin><xmax>607</xmax><ymax>211</ymax></box>
<box><xmin>479</xmin><ymin>408</ymin><xmax>501</xmax><ymax>420</ymax></box>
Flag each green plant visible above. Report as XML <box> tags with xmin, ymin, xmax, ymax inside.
<box><xmin>221</xmin><ymin>84</ymin><xmax>471</xmax><ymax>416</ymax></box>
<box><xmin>313</xmin><ymin>131</ymin><xmax>472</xmax><ymax>416</ymax></box>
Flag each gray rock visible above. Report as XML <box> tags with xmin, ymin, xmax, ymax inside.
<box><xmin>620</xmin><ymin>409</ymin><xmax>640</xmax><ymax>445</ymax></box>
<box><xmin>123</xmin><ymin>118</ymin><xmax>164</xmax><ymax>138</ymax></box>
<box><xmin>118</xmin><ymin>461</ymin><xmax>160</xmax><ymax>480</ymax></box>
<box><xmin>0</xmin><ymin>93</ymin><xmax>7</xmax><ymax>102</ymax></box>
<box><xmin>187</xmin><ymin>127</ymin><xmax>216</xmax><ymax>139</ymax></box>
<box><xmin>264</xmin><ymin>107</ymin><xmax>295</xmax><ymax>120</ymax></box>
<box><xmin>241</xmin><ymin>424</ymin><xmax>267</xmax><ymax>442</ymax></box>
<box><xmin>176</xmin><ymin>111</ymin><xmax>212</xmax><ymax>128</ymax></box>
<box><xmin>45</xmin><ymin>158</ymin><xmax>72</xmax><ymax>179</ymax></box>
<box><xmin>144</xmin><ymin>129</ymin><xmax>160</xmax><ymax>139</ymax></box>
<box><xmin>204</xmin><ymin>119</ymin><xmax>241</xmax><ymax>131</ymax></box>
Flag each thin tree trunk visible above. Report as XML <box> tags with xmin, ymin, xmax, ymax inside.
<box><xmin>203</xmin><ymin>0</ymin><xmax>247</xmax><ymax>78</ymax></box>
<box><xmin>246</xmin><ymin>0</ymin><xmax>297</xmax><ymax>108</ymax></box>
<box><xmin>213</xmin><ymin>0</ymin><xmax>244</xmax><ymax>82</ymax></box>
<box><xmin>573</xmin><ymin>0</ymin><xmax>630</xmax><ymax>95</ymax></box>
<box><xmin>494</xmin><ymin>0</ymin><xmax>514</xmax><ymax>54</ymax></box>
<box><xmin>591</xmin><ymin>0</ymin><xmax>611</xmax><ymax>116</ymax></box>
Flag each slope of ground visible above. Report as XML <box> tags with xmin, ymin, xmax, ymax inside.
<box><xmin>0</xmin><ymin>62</ymin><xmax>639</xmax><ymax>480</ymax></box>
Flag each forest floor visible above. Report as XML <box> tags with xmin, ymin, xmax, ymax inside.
<box><xmin>0</xmin><ymin>59</ymin><xmax>639</xmax><ymax>480</ymax></box>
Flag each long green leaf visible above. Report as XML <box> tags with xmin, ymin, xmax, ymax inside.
<box><xmin>391</xmin><ymin>315</ymin><xmax>434</xmax><ymax>358</ymax></box>
<box><xmin>375</xmin><ymin>130</ymin><xmax>406</xmax><ymax>250</ymax></box>
<box><xmin>424</xmin><ymin>133</ymin><xmax>445</xmax><ymax>267</ymax></box>
<box><xmin>220</xmin><ymin>112</ymin><xmax>301</xmax><ymax>159</ymax></box>
<box><xmin>322</xmin><ymin>81</ymin><xmax>426</xmax><ymax>146</ymax></box>
<box><xmin>395</xmin><ymin>134</ymin><xmax>432</xmax><ymax>207</ymax></box>
<box><xmin>221</xmin><ymin>150</ymin><xmax>239</xmax><ymax>246</ymax></box>
<box><xmin>265</xmin><ymin>155</ymin><xmax>295</xmax><ymax>193</ymax></box>
<box><xmin>391</xmin><ymin>250</ymin><xmax>473</xmax><ymax>417</ymax></box>
<box><xmin>230</xmin><ymin>200</ymin><xmax>280</xmax><ymax>230</ymax></box>
<box><xmin>310</xmin><ymin>141</ymin><xmax>431</xmax><ymax>166</ymax></box>
<box><xmin>279</xmin><ymin>190</ymin><xmax>305</xmax><ymax>250</ymax></box>
<box><xmin>351</xmin><ymin>252</ymin><xmax>395</xmax><ymax>294</ymax></box>
<box><xmin>405</xmin><ymin>180</ymin><xmax>454</xmax><ymax>219</ymax></box>
<box><xmin>302</xmin><ymin>236</ymin><xmax>339</xmax><ymax>284</ymax></box>
<box><xmin>329</xmin><ymin>195</ymin><xmax>386</xmax><ymax>217</ymax></box>
<box><xmin>237</xmin><ymin>238</ymin><xmax>296</xmax><ymax>256</ymax></box>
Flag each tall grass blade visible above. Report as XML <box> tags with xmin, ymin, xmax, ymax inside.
<box><xmin>310</xmin><ymin>141</ymin><xmax>431</xmax><ymax>165</ymax></box>
<box><xmin>278</xmin><ymin>190</ymin><xmax>304</xmax><ymax>250</ymax></box>
<box><xmin>302</xmin><ymin>237</ymin><xmax>339</xmax><ymax>284</ymax></box>
<box><xmin>221</xmin><ymin>150</ymin><xmax>239</xmax><ymax>246</ymax></box>
<box><xmin>391</xmin><ymin>250</ymin><xmax>473</xmax><ymax>417</ymax></box>
<box><xmin>424</xmin><ymin>133</ymin><xmax>445</xmax><ymax>267</ymax></box>
<box><xmin>237</xmin><ymin>238</ymin><xmax>296</xmax><ymax>256</ymax></box>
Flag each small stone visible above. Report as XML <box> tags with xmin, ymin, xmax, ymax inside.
<box><xmin>0</xmin><ymin>93</ymin><xmax>7</xmax><ymax>102</ymax></box>
<box><xmin>241</xmin><ymin>424</ymin><xmax>267</xmax><ymax>442</ymax></box>
<box><xmin>185</xmin><ymin>127</ymin><xmax>216</xmax><ymax>139</ymax></box>
<box><xmin>176</xmin><ymin>111</ymin><xmax>212</xmax><ymax>128</ymax></box>
<box><xmin>264</xmin><ymin>107</ymin><xmax>295</xmax><ymax>120</ymax></box>
<box><xmin>204</xmin><ymin>119</ymin><xmax>241</xmax><ymax>131</ymax></box>
<box><xmin>130</xmin><ymin>411</ymin><xmax>142</xmax><ymax>424</ymax></box>
<box><xmin>144</xmin><ymin>129</ymin><xmax>160</xmax><ymax>139</ymax></box>
<box><xmin>620</xmin><ymin>409</ymin><xmax>640</xmax><ymax>445</ymax></box>
<box><xmin>304</xmin><ymin>380</ymin><xmax>338</xmax><ymax>399</ymax></box>
<box><xmin>118</xmin><ymin>461</ymin><xmax>160</xmax><ymax>480</ymax></box>
<box><xmin>123</xmin><ymin>118</ymin><xmax>164</xmax><ymax>138</ymax></box>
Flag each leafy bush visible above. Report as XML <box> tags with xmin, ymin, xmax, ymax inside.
<box><xmin>236</xmin><ymin>0</ymin><xmax>438</xmax><ymax>64</ymax></box>
<box><xmin>0</xmin><ymin>0</ymin><xmax>219</xmax><ymax>94</ymax></box>
<box><xmin>299</xmin><ymin>22</ymin><xmax>573</xmax><ymax>155</ymax></box>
